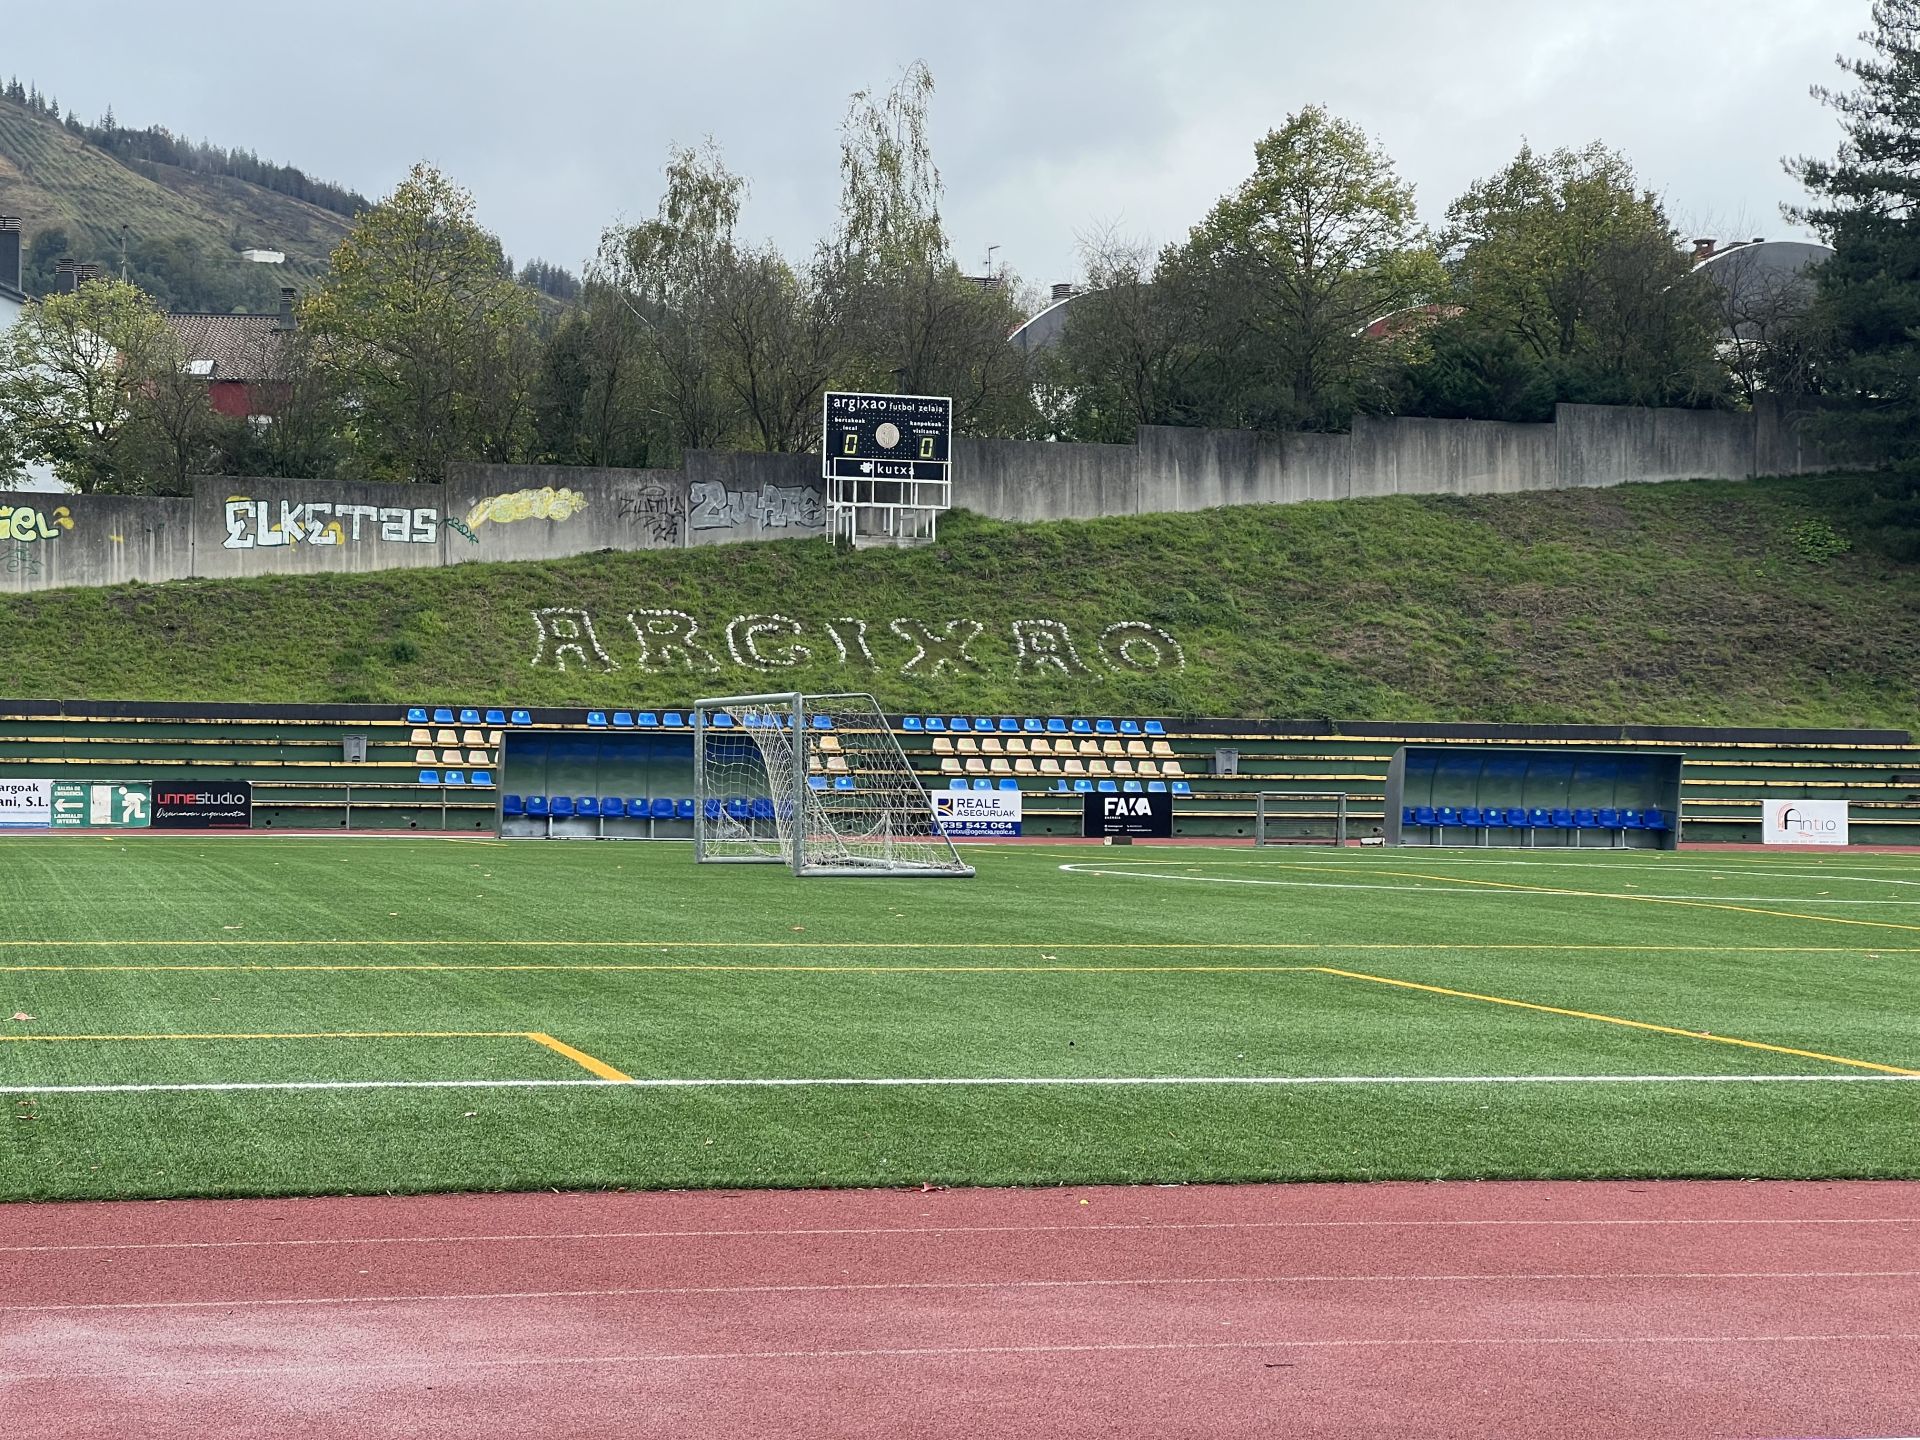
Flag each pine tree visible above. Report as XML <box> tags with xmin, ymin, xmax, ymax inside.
<box><xmin>1791</xmin><ymin>0</ymin><xmax>1920</xmax><ymax>464</ymax></box>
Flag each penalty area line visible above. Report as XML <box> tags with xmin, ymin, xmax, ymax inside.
<box><xmin>4</xmin><ymin>1073</ymin><xmax>1920</xmax><ymax>1096</ymax></box>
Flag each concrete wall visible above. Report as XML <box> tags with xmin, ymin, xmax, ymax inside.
<box><xmin>0</xmin><ymin>403</ymin><xmax>1831</xmax><ymax>595</ymax></box>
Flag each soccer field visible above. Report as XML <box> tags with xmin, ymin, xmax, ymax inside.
<box><xmin>2</xmin><ymin>836</ymin><xmax>1917</xmax><ymax>1202</ymax></box>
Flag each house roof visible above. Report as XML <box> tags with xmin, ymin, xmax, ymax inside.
<box><xmin>164</xmin><ymin>311</ymin><xmax>293</xmax><ymax>382</ymax></box>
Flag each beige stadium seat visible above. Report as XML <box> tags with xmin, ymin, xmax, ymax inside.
<box><xmin>1137</xmin><ymin>759</ymin><xmax>1160</xmax><ymax>777</ymax></box>
<box><xmin>1102</xmin><ymin>739</ymin><xmax>1124</xmax><ymax>756</ymax></box>
<box><xmin>1088</xmin><ymin>759</ymin><xmax>1112</xmax><ymax>776</ymax></box>
<box><xmin>414</xmin><ymin>748</ymin><xmax>436</xmax><ymax>765</ymax></box>
<box><xmin>1014</xmin><ymin>758</ymin><xmax>1037</xmax><ymax>775</ymax></box>
<box><xmin>467</xmin><ymin>749</ymin><xmax>491</xmax><ymax>766</ymax></box>
<box><xmin>439</xmin><ymin>748</ymin><xmax>463</xmax><ymax>765</ymax></box>
<box><xmin>956</xmin><ymin>736</ymin><xmax>980</xmax><ymax>754</ymax></box>
<box><xmin>1113</xmin><ymin>759</ymin><xmax>1134</xmax><ymax>776</ymax></box>
<box><xmin>1078</xmin><ymin>738</ymin><xmax>1101</xmax><ymax>756</ymax></box>
<box><xmin>980</xmin><ymin>736</ymin><xmax>1003</xmax><ymax>754</ymax></box>
<box><xmin>461</xmin><ymin>729</ymin><xmax>485</xmax><ymax>747</ymax></box>
<box><xmin>964</xmin><ymin>757</ymin><xmax>987</xmax><ymax>775</ymax></box>
<box><xmin>818</xmin><ymin>733</ymin><xmax>842</xmax><ymax>752</ymax></box>
<box><xmin>1126</xmin><ymin>739</ymin><xmax>1150</xmax><ymax>757</ymax></box>
<box><xmin>409</xmin><ymin>728</ymin><xmax>432</xmax><ymax>746</ymax></box>
<box><xmin>1162</xmin><ymin>758</ymin><xmax>1186</xmax><ymax>776</ymax></box>
<box><xmin>1063</xmin><ymin>758</ymin><xmax>1087</xmax><ymax>776</ymax></box>
<box><xmin>940</xmin><ymin>757</ymin><xmax>963</xmax><ymax>774</ymax></box>
<box><xmin>435</xmin><ymin>729</ymin><xmax>458</xmax><ymax>746</ymax></box>
<box><xmin>827</xmin><ymin>755</ymin><xmax>850</xmax><ymax>773</ymax></box>
<box><xmin>989</xmin><ymin>758</ymin><xmax>1012</xmax><ymax>775</ymax></box>
<box><xmin>1152</xmin><ymin>740</ymin><xmax>1175</xmax><ymax>757</ymax></box>
<box><xmin>1039</xmin><ymin>757</ymin><xmax>1062</xmax><ymax>775</ymax></box>
<box><xmin>932</xmin><ymin>736</ymin><xmax>954</xmax><ymax>754</ymax></box>
<box><xmin>487</xmin><ymin>730</ymin><xmax>504</xmax><ymax>746</ymax></box>
<box><xmin>1027</xmin><ymin>736</ymin><xmax>1052</xmax><ymax>755</ymax></box>
<box><xmin>1006</xmin><ymin>737</ymin><xmax>1028</xmax><ymax>755</ymax></box>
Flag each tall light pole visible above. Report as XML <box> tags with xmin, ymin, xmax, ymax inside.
<box><xmin>984</xmin><ymin>244</ymin><xmax>999</xmax><ymax>282</ymax></box>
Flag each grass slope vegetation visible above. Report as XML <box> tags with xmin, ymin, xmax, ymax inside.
<box><xmin>3</xmin><ymin>473</ymin><xmax>1917</xmax><ymax>727</ymax></box>
<box><xmin>0</xmin><ymin>101</ymin><xmax>349</xmax><ymax>292</ymax></box>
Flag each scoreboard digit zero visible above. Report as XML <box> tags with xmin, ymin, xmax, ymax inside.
<box><xmin>822</xmin><ymin>392</ymin><xmax>952</xmax><ymax>482</ymax></box>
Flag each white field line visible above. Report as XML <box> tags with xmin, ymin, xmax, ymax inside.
<box><xmin>7</xmin><ymin>1268</ymin><xmax>1916</xmax><ymax>1315</ymax></box>
<box><xmin>5</xmin><ymin>1073</ymin><xmax>1919</xmax><ymax>1097</ymax></box>
<box><xmin>1055</xmin><ymin>864</ymin><xmax>1920</xmax><ymax>905</ymax></box>
<box><xmin>10</xmin><ymin>1332</ymin><xmax>1920</xmax><ymax>1383</ymax></box>
<box><xmin>12</xmin><ymin>1215</ymin><xmax>1920</xmax><ymax>1256</ymax></box>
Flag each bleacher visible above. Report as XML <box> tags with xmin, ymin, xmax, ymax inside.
<box><xmin>0</xmin><ymin>699</ymin><xmax>1917</xmax><ymax>843</ymax></box>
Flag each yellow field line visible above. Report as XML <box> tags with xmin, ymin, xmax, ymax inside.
<box><xmin>0</xmin><ymin>1031</ymin><xmax>524</xmax><ymax>1043</ymax></box>
<box><xmin>1291</xmin><ymin>864</ymin><xmax>1920</xmax><ymax>936</ymax></box>
<box><xmin>1310</xmin><ymin>967</ymin><xmax>1920</xmax><ymax>1077</ymax></box>
<box><xmin>527</xmin><ymin>1032</ymin><xmax>631</xmax><ymax>1082</ymax></box>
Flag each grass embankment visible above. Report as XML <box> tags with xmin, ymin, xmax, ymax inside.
<box><xmin>2</xmin><ymin>472</ymin><xmax>1917</xmax><ymax>726</ymax></box>
<box><xmin>2</xmin><ymin>839</ymin><xmax>1917</xmax><ymax>1201</ymax></box>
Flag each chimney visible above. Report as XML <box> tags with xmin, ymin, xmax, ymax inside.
<box><xmin>1751</xmin><ymin>236</ymin><xmax>1766</xmax><ymax>245</ymax></box>
<box><xmin>1051</xmin><ymin>282</ymin><xmax>1077</xmax><ymax>303</ymax></box>
<box><xmin>55</xmin><ymin>257</ymin><xmax>77</xmax><ymax>294</ymax></box>
<box><xmin>0</xmin><ymin>217</ymin><xmax>20</xmax><ymax>295</ymax></box>
<box><xmin>276</xmin><ymin>286</ymin><xmax>296</xmax><ymax>330</ymax></box>
<box><xmin>1691</xmin><ymin>238</ymin><xmax>1716</xmax><ymax>261</ymax></box>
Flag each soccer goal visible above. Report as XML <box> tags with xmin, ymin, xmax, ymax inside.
<box><xmin>1253</xmin><ymin>791</ymin><xmax>1349</xmax><ymax>846</ymax></box>
<box><xmin>692</xmin><ymin>692</ymin><xmax>974</xmax><ymax>878</ymax></box>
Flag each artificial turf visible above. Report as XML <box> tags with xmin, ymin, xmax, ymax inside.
<box><xmin>2</xmin><ymin>835</ymin><xmax>1917</xmax><ymax>1201</ymax></box>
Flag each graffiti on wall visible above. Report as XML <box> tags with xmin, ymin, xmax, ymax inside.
<box><xmin>464</xmin><ymin>487</ymin><xmax>588</xmax><ymax>530</ymax></box>
<box><xmin>222</xmin><ymin>497</ymin><xmax>439</xmax><ymax>549</ymax></box>
<box><xmin>530</xmin><ymin>609</ymin><xmax>1185</xmax><ymax>678</ymax></box>
<box><xmin>0</xmin><ymin>502</ymin><xmax>73</xmax><ymax>578</ymax></box>
<box><xmin>617</xmin><ymin>485</ymin><xmax>684</xmax><ymax>545</ymax></box>
<box><xmin>688</xmin><ymin>482</ymin><xmax>824</xmax><ymax>533</ymax></box>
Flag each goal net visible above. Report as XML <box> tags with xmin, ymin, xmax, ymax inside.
<box><xmin>1254</xmin><ymin>791</ymin><xmax>1349</xmax><ymax>846</ymax></box>
<box><xmin>693</xmin><ymin>692</ymin><xmax>974</xmax><ymax>877</ymax></box>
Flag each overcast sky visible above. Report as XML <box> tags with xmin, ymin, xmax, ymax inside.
<box><xmin>13</xmin><ymin>0</ymin><xmax>1867</xmax><ymax>291</ymax></box>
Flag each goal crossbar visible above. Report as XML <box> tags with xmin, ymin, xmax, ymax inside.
<box><xmin>693</xmin><ymin>691</ymin><xmax>974</xmax><ymax>878</ymax></box>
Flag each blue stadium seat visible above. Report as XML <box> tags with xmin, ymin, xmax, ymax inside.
<box><xmin>1461</xmin><ymin>807</ymin><xmax>1484</xmax><ymax>826</ymax></box>
<box><xmin>1119</xmin><ymin>720</ymin><xmax>1141</xmax><ymax>735</ymax></box>
<box><xmin>901</xmin><ymin>716</ymin><xmax>923</xmax><ymax>731</ymax></box>
<box><xmin>1414</xmin><ymin>806</ymin><xmax>1437</xmax><ymax>827</ymax></box>
<box><xmin>925</xmin><ymin>717</ymin><xmax>945</xmax><ymax>732</ymax></box>
<box><xmin>654</xmin><ymin>798</ymin><xmax>679</xmax><ymax>820</ymax></box>
<box><xmin>949</xmin><ymin>778</ymin><xmax>968</xmax><ymax>790</ymax></box>
<box><xmin>502</xmin><ymin>794</ymin><xmax>524</xmax><ymax>816</ymax></box>
<box><xmin>1023</xmin><ymin>719</ymin><xmax>1044</xmax><ymax>733</ymax></box>
<box><xmin>974</xmin><ymin>717</ymin><xmax>995</xmax><ymax>733</ymax></box>
<box><xmin>485</xmin><ymin>709</ymin><xmax>506</xmax><ymax>725</ymax></box>
<box><xmin>812</xmin><ymin>715</ymin><xmax>835</xmax><ymax>730</ymax></box>
<box><xmin>525</xmin><ymin>795</ymin><xmax>549</xmax><ymax>817</ymax></box>
<box><xmin>612</xmin><ymin>712</ymin><xmax>634</xmax><ymax>728</ymax></box>
<box><xmin>574</xmin><ymin>797</ymin><xmax>597</xmax><ymax>817</ymax></box>
<box><xmin>1073</xmin><ymin>778</ymin><xmax>1094</xmax><ymax>793</ymax></box>
<box><xmin>1095</xmin><ymin>719</ymin><xmax>1117</xmax><ymax>735</ymax></box>
<box><xmin>808</xmin><ymin>775</ymin><xmax>828</xmax><ymax>791</ymax></box>
<box><xmin>1594</xmin><ymin>808</ymin><xmax>1619</xmax><ymax>829</ymax></box>
<box><xmin>1484</xmin><ymin>807</ymin><xmax>1508</xmax><ymax>829</ymax></box>
<box><xmin>417</xmin><ymin>769</ymin><xmax>440</xmax><ymax>785</ymax></box>
<box><xmin>947</xmin><ymin>717</ymin><xmax>968</xmax><ymax>732</ymax></box>
<box><xmin>998</xmin><ymin>718</ymin><xmax>1019</xmax><ymax>733</ymax></box>
<box><xmin>1000</xmin><ymin>778</ymin><xmax>1020</xmax><ymax>791</ymax></box>
<box><xmin>1144</xmin><ymin>720</ymin><xmax>1166</xmax><ymax>736</ymax></box>
<box><xmin>833</xmin><ymin>776</ymin><xmax>855</xmax><ymax>791</ymax></box>
<box><xmin>1172</xmin><ymin>781</ymin><xmax>1192</xmax><ymax>796</ymax></box>
<box><xmin>1436</xmin><ymin>806</ymin><xmax>1461</xmax><ymax>828</ymax></box>
<box><xmin>662</xmin><ymin>712</ymin><xmax>684</xmax><ymax>727</ymax></box>
<box><xmin>601</xmin><ymin>796</ymin><xmax>623</xmax><ymax>816</ymax></box>
<box><xmin>1402</xmin><ymin>806</ymin><xmax>1419</xmax><ymax>825</ymax></box>
<box><xmin>1573</xmin><ymin>808</ymin><xmax>1598</xmax><ymax>829</ymax></box>
<box><xmin>626</xmin><ymin>798</ymin><xmax>649</xmax><ymax>818</ymax></box>
<box><xmin>443</xmin><ymin>771</ymin><xmax>465</xmax><ymax>786</ymax></box>
<box><xmin>743</xmin><ymin>711</ymin><xmax>768</xmax><ymax>728</ymax></box>
<box><xmin>405</xmin><ymin>706</ymin><xmax>429</xmax><ymax>724</ymax></box>
<box><xmin>1619</xmin><ymin>809</ymin><xmax>1643</xmax><ymax>830</ymax></box>
<box><xmin>1551</xmin><ymin>808</ymin><xmax>1574</xmax><ymax>829</ymax></box>
<box><xmin>433</xmin><ymin>708</ymin><xmax>455</xmax><ymax>725</ymax></box>
<box><xmin>1071</xmin><ymin>718</ymin><xmax>1092</xmax><ymax>734</ymax></box>
<box><xmin>510</xmin><ymin>709</ymin><xmax>532</xmax><ymax>726</ymax></box>
<box><xmin>710</xmin><ymin>713</ymin><xmax>734</xmax><ymax>728</ymax></box>
<box><xmin>1505</xmin><ymin>807</ymin><xmax>1527</xmax><ymax>828</ymax></box>
<box><xmin>1148</xmin><ymin>780</ymin><xmax>1167</xmax><ymax>793</ymax></box>
<box><xmin>676</xmin><ymin>799</ymin><xmax>695</xmax><ymax>821</ymax></box>
<box><xmin>1642</xmin><ymin>808</ymin><xmax>1669</xmax><ymax>831</ymax></box>
<box><xmin>460</xmin><ymin>709</ymin><xmax>481</xmax><ymax>726</ymax></box>
<box><xmin>973</xmin><ymin>779</ymin><xmax>994</xmax><ymax>791</ymax></box>
<box><xmin>1046</xmin><ymin>718</ymin><xmax>1068</xmax><ymax>733</ymax></box>
<box><xmin>587</xmin><ymin>712</ymin><xmax>608</xmax><ymax>728</ymax></box>
<box><xmin>750</xmin><ymin>797</ymin><xmax>775</xmax><ymax>822</ymax></box>
<box><xmin>550</xmin><ymin>796</ymin><xmax>575</xmax><ymax>817</ymax></box>
<box><xmin>1527</xmin><ymin>808</ymin><xmax>1552</xmax><ymax>830</ymax></box>
<box><xmin>1123</xmin><ymin>780</ymin><xmax>1143</xmax><ymax>793</ymax></box>
<box><xmin>635</xmin><ymin>711</ymin><xmax>658</xmax><ymax>727</ymax></box>
<box><xmin>1097</xmin><ymin>779</ymin><xmax>1118</xmax><ymax>793</ymax></box>
<box><xmin>471</xmin><ymin>771</ymin><xmax>493</xmax><ymax>787</ymax></box>
<box><xmin>725</xmin><ymin>798</ymin><xmax>750</xmax><ymax>822</ymax></box>
<box><xmin>701</xmin><ymin>798</ymin><xmax>721</xmax><ymax>821</ymax></box>
<box><xmin>1055</xmin><ymin>780</ymin><xmax>1072</xmax><ymax>793</ymax></box>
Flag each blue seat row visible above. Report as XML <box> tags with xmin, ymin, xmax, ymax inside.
<box><xmin>948</xmin><ymin>778</ymin><xmax>1023</xmax><ymax>791</ymax></box>
<box><xmin>418</xmin><ymin>770</ymin><xmax>493</xmax><ymax>786</ymax></box>
<box><xmin>409</xmin><ymin>706</ymin><xmax>532</xmax><ymax>726</ymax></box>
<box><xmin>1050</xmin><ymin>779</ymin><xmax>1190</xmax><ymax>795</ymax></box>
<box><xmin>902</xmin><ymin>716</ymin><xmax>1167</xmax><ymax>737</ymax></box>
<box><xmin>505</xmin><ymin>795</ymin><xmax>695</xmax><ymax>820</ymax></box>
<box><xmin>1402</xmin><ymin>806</ymin><xmax>1670</xmax><ymax>832</ymax></box>
<box><xmin>809</xmin><ymin>775</ymin><xmax>860</xmax><ymax>791</ymax></box>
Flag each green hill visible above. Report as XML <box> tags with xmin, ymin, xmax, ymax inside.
<box><xmin>1</xmin><ymin>473</ymin><xmax>1916</xmax><ymax>727</ymax></box>
<box><xmin>0</xmin><ymin>98</ymin><xmax>352</xmax><ymax>309</ymax></box>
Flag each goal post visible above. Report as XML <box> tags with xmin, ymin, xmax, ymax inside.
<box><xmin>1254</xmin><ymin>791</ymin><xmax>1349</xmax><ymax>847</ymax></box>
<box><xmin>693</xmin><ymin>692</ymin><xmax>974</xmax><ymax>878</ymax></box>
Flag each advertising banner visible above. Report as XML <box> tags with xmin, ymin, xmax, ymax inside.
<box><xmin>1082</xmin><ymin>790</ymin><xmax>1174</xmax><ymax>839</ymax></box>
<box><xmin>0</xmin><ymin>779</ymin><xmax>51</xmax><ymax>829</ymax></box>
<box><xmin>152</xmin><ymin>781</ymin><xmax>254</xmax><ymax>830</ymax></box>
<box><xmin>932</xmin><ymin>789</ymin><xmax>1021</xmax><ymax>837</ymax></box>
<box><xmin>51</xmin><ymin>782</ymin><xmax>151</xmax><ymax>829</ymax></box>
<box><xmin>1762</xmin><ymin>798</ymin><xmax>1847</xmax><ymax>846</ymax></box>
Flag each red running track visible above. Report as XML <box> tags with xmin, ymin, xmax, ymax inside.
<box><xmin>4</xmin><ymin>1180</ymin><xmax>1918</xmax><ymax>1439</ymax></box>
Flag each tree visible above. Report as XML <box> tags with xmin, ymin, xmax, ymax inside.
<box><xmin>1445</xmin><ymin>142</ymin><xmax>1723</xmax><ymax>407</ymax></box>
<box><xmin>0</xmin><ymin>278</ymin><xmax>174</xmax><ymax>493</ymax></box>
<box><xmin>1177</xmin><ymin>105</ymin><xmax>1440</xmax><ymax>430</ymax></box>
<box><xmin>1789</xmin><ymin>0</ymin><xmax>1920</xmax><ymax>465</ymax></box>
<box><xmin>1391</xmin><ymin>316</ymin><xmax>1557</xmax><ymax>423</ymax></box>
<box><xmin>303</xmin><ymin>162</ymin><xmax>539</xmax><ymax>480</ymax></box>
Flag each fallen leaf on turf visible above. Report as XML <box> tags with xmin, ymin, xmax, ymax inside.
<box><xmin>791</xmin><ymin>926</ymin><xmax>804</xmax><ymax>932</ymax></box>
<box><xmin>10</xmin><ymin>1013</ymin><xmax>32</xmax><ymax>1022</ymax></box>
